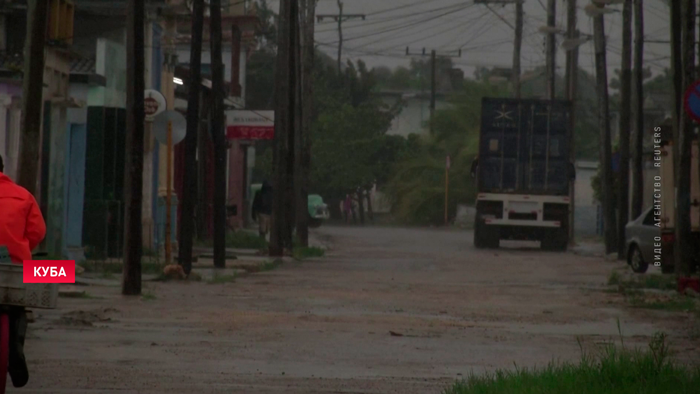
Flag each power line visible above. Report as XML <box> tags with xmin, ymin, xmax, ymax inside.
<box><xmin>315</xmin><ymin>1</ymin><xmax>471</xmax><ymax>33</ymax></box>
<box><xmin>359</xmin><ymin>7</ymin><xmax>489</xmax><ymax>53</ymax></box>
<box><xmin>323</xmin><ymin>3</ymin><xmax>474</xmax><ymax>46</ymax></box>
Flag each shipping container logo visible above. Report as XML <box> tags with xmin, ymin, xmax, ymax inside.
<box><xmin>492</xmin><ymin>105</ymin><xmax>516</xmax><ymax>128</ymax></box>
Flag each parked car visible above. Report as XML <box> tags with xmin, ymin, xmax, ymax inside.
<box><xmin>308</xmin><ymin>194</ymin><xmax>330</xmax><ymax>228</ymax></box>
<box><xmin>625</xmin><ymin>207</ymin><xmax>659</xmax><ymax>274</ymax></box>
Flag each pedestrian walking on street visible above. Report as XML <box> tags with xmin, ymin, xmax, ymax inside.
<box><xmin>0</xmin><ymin>154</ymin><xmax>45</xmax><ymax>388</ymax></box>
<box><xmin>252</xmin><ymin>181</ymin><xmax>273</xmax><ymax>240</ymax></box>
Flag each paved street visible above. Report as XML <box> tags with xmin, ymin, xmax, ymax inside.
<box><xmin>15</xmin><ymin>226</ymin><xmax>698</xmax><ymax>393</ymax></box>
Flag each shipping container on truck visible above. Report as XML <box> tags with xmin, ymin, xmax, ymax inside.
<box><xmin>658</xmin><ymin>127</ymin><xmax>699</xmax><ymax>273</ymax></box>
<box><xmin>473</xmin><ymin>98</ymin><xmax>574</xmax><ymax>250</ymax></box>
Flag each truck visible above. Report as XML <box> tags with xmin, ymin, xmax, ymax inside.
<box><xmin>658</xmin><ymin>125</ymin><xmax>700</xmax><ymax>273</ymax></box>
<box><xmin>472</xmin><ymin>98</ymin><xmax>574</xmax><ymax>251</ymax></box>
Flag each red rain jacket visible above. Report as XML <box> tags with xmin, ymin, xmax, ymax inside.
<box><xmin>0</xmin><ymin>172</ymin><xmax>46</xmax><ymax>263</ymax></box>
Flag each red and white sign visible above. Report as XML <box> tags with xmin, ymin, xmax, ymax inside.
<box><xmin>144</xmin><ymin>89</ymin><xmax>167</xmax><ymax>120</ymax></box>
<box><xmin>226</xmin><ymin>110</ymin><xmax>274</xmax><ymax>140</ymax></box>
<box><xmin>23</xmin><ymin>260</ymin><xmax>76</xmax><ymax>283</ymax></box>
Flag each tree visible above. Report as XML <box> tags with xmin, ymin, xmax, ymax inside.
<box><xmin>385</xmin><ymin>79</ymin><xmax>510</xmax><ymax>225</ymax></box>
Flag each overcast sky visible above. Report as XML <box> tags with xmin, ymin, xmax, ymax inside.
<box><xmin>267</xmin><ymin>0</ymin><xmax>672</xmax><ymax>80</ymax></box>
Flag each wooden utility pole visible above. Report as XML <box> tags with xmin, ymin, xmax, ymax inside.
<box><xmin>284</xmin><ymin>0</ymin><xmax>299</xmax><ymax>248</ymax></box>
<box><xmin>165</xmin><ymin>122</ymin><xmax>173</xmax><ymax>265</ymax></box>
<box><xmin>122</xmin><ymin>0</ymin><xmax>145</xmax><ymax>295</ymax></box>
<box><xmin>675</xmin><ymin>0</ymin><xmax>695</xmax><ymax>276</ymax></box>
<box><xmin>513</xmin><ymin>0</ymin><xmax>523</xmax><ymax>98</ymax></box>
<box><xmin>406</xmin><ymin>48</ymin><xmax>461</xmax><ymax>122</ymax></box>
<box><xmin>271</xmin><ymin>0</ymin><xmax>296</xmax><ymax>256</ymax></box>
<box><xmin>17</xmin><ymin>0</ymin><xmax>49</xmax><ymax>194</ymax></box>
<box><xmin>430</xmin><ymin>49</ymin><xmax>436</xmax><ymax>134</ymax></box>
<box><xmin>546</xmin><ymin>0</ymin><xmax>556</xmax><ymax>99</ymax></box>
<box><xmin>317</xmin><ymin>5</ymin><xmax>365</xmax><ymax>73</ymax></box>
<box><xmin>564</xmin><ymin>0</ymin><xmax>578</xmax><ymax>243</ymax></box>
<box><xmin>336</xmin><ymin>0</ymin><xmax>343</xmax><ymax>72</ymax></box>
<box><xmin>593</xmin><ymin>7</ymin><xmax>617</xmax><ymax>255</ymax></box>
<box><xmin>210</xmin><ymin>0</ymin><xmax>227</xmax><ymax>268</ymax></box>
<box><xmin>178</xmin><ymin>0</ymin><xmax>205</xmax><ymax>274</ymax></box>
<box><xmin>630</xmin><ymin>0</ymin><xmax>644</xmax><ymax>220</ymax></box>
<box><xmin>295</xmin><ymin>0</ymin><xmax>316</xmax><ymax>247</ymax></box>
<box><xmin>617</xmin><ymin>0</ymin><xmax>633</xmax><ymax>260</ymax></box>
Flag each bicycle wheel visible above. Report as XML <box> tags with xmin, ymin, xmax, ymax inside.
<box><xmin>0</xmin><ymin>313</ymin><xmax>8</xmax><ymax>394</ymax></box>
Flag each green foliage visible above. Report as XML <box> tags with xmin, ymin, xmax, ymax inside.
<box><xmin>226</xmin><ymin>231</ymin><xmax>268</xmax><ymax>250</ymax></box>
<box><xmin>293</xmin><ymin>246</ymin><xmax>325</xmax><ymax>260</ymax></box>
<box><xmin>384</xmin><ymin>79</ymin><xmax>510</xmax><ymax>225</ymax></box>
<box><xmin>444</xmin><ymin>333</ymin><xmax>700</xmax><ymax>394</ymax></box>
<box><xmin>255</xmin><ymin>58</ymin><xmax>403</xmax><ymax>200</ymax></box>
<box><xmin>374</xmin><ymin>58</ymin><xmax>455</xmax><ymax>91</ymax></box>
<box><xmin>245</xmin><ymin>51</ymin><xmax>276</xmax><ymax>110</ymax></box>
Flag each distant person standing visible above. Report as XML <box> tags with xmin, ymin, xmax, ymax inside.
<box><xmin>343</xmin><ymin>194</ymin><xmax>352</xmax><ymax>224</ymax></box>
<box><xmin>252</xmin><ymin>181</ymin><xmax>273</xmax><ymax>240</ymax></box>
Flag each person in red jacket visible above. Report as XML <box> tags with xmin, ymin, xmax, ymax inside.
<box><xmin>0</xmin><ymin>154</ymin><xmax>45</xmax><ymax>387</ymax></box>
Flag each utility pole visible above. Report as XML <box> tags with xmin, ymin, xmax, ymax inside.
<box><xmin>430</xmin><ymin>49</ymin><xmax>436</xmax><ymax>134</ymax></box>
<box><xmin>271</xmin><ymin>0</ymin><xmax>298</xmax><ymax>256</ymax></box>
<box><xmin>285</xmin><ymin>0</ymin><xmax>299</xmax><ymax>248</ymax></box>
<box><xmin>405</xmin><ymin>47</ymin><xmax>461</xmax><ymax>132</ymax></box>
<box><xmin>210</xmin><ymin>0</ymin><xmax>226</xmax><ymax>268</ymax></box>
<box><xmin>630</xmin><ymin>0</ymin><xmax>644</xmax><ymax>220</ymax></box>
<box><xmin>336</xmin><ymin>0</ymin><xmax>342</xmax><ymax>72</ymax></box>
<box><xmin>474</xmin><ymin>0</ymin><xmax>523</xmax><ymax>97</ymax></box>
<box><xmin>564</xmin><ymin>0</ymin><xmax>578</xmax><ymax>244</ymax></box>
<box><xmin>546</xmin><ymin>0</ymin><xmax>556</xmax><ymax>99</ymax></box>
<box><xmin>122</xmin><ymin>0</ymin><xmax>145</xmax><ymax>295</ymax></box>
<box><xmin>592</xmin><ymin>4</ymin><xmax>617</xmax><ymax>255</ymax></box>
<box><xmin>675</xmin><ymin>0</ymin><xmax>695</xmax><ymax>277</ymax></box>
<box><xmin>295</xmin><ymin>0</ymin><xmax>316</xmax><ymax>247</ymax></box>
<box><xmin>317</xmin><ymin>5</ymin><xmax>365</xmax><ymax>73</ymax></box>
<box><xmin>617</xmin><ymin>0</ymin><xmax>633</xmax><ymax>260</ymax></box>
<box><xmin>513</xmin><ymin>0</ymin><xmax>523</xmax><ymax>98</ymax></box>
<box><xmin>178</xmin><ymin>0</ymin><xmax>205</xmax><ymax>275</ymax></box>
<box><xmin>16</xmin><ymin>0</ymin><xmax>49</xmax><ymax>195</ymax></box>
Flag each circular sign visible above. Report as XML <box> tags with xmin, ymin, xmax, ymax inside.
<box><xmin>153</xmin><ymin>110</ymin><xmax>187</xmax><ymax>146</ymax></box>
<box><xmin>684</xmin><ymin>80</ymin><xmax>700</xmax><ymax>123</ymax></box>
<box><xmin>144</xmin><ymin>89</ymin><xmax>166</xmax><ymax>120</ymax></box>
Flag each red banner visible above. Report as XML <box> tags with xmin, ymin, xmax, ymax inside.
<box><xmin>226</xmin><ymin>125</ymin><xmax>274</xmax><ymax>140</ymax></box>
<box><xmin>23</xmin><ymin>260</ymin><xmax>76</xmax><ymax>283</ymax></box>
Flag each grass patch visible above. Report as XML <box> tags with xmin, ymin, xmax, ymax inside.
<box><xmin>227</xmin><ymin>231</ymin><xmax>268</xmax><ymax>249</ymax></box>
<box><xmin>59</xmin><ymin>291</ymin><xmax>96</xmax><ymax>299</ymax></box>
<box><xmin>141</xmin><ymin>291</ymin><xmax>157</xmax><ymax>301</ymax></box>
<box><xmin>260</xmin><ymin>259</ymin><xmax>283</xmax><ymax>272</ymax></box>
<box><xmin>608</xmin><ymin>272</ymin><xmax>677</xmax><ymax>291</ymax></box>
<box><xmin>607</xmin><ymin>270</ymin><xmax>698</xmax><ymax>315</ymax></box>
<box><xmin>444</xmin><ymin>333</ymin><xmax>700</xmax><ymax>394</ymax></box>
<box><xmin>99</xmin><ymin>271</ymin><xmax>116</xmax><ymax>280</ymax></box>
<box><xmin>82</xmin><ymin>261</ymin><xmax>164</xmax><ymax>276</ymax></box>
<box><xmin>293</xmin><ymin>246</ymin><xmax>325</xmax><ymax>260</ymax></box>
<box><xmin>208</xmin><ymin>273</ymin><xmax>236</xmax><ymax>284</ymax></box>
<box><xmin>625</xmin><ymin>291</ymin><xmax>698</xmax><ymax>313</ymax></box>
